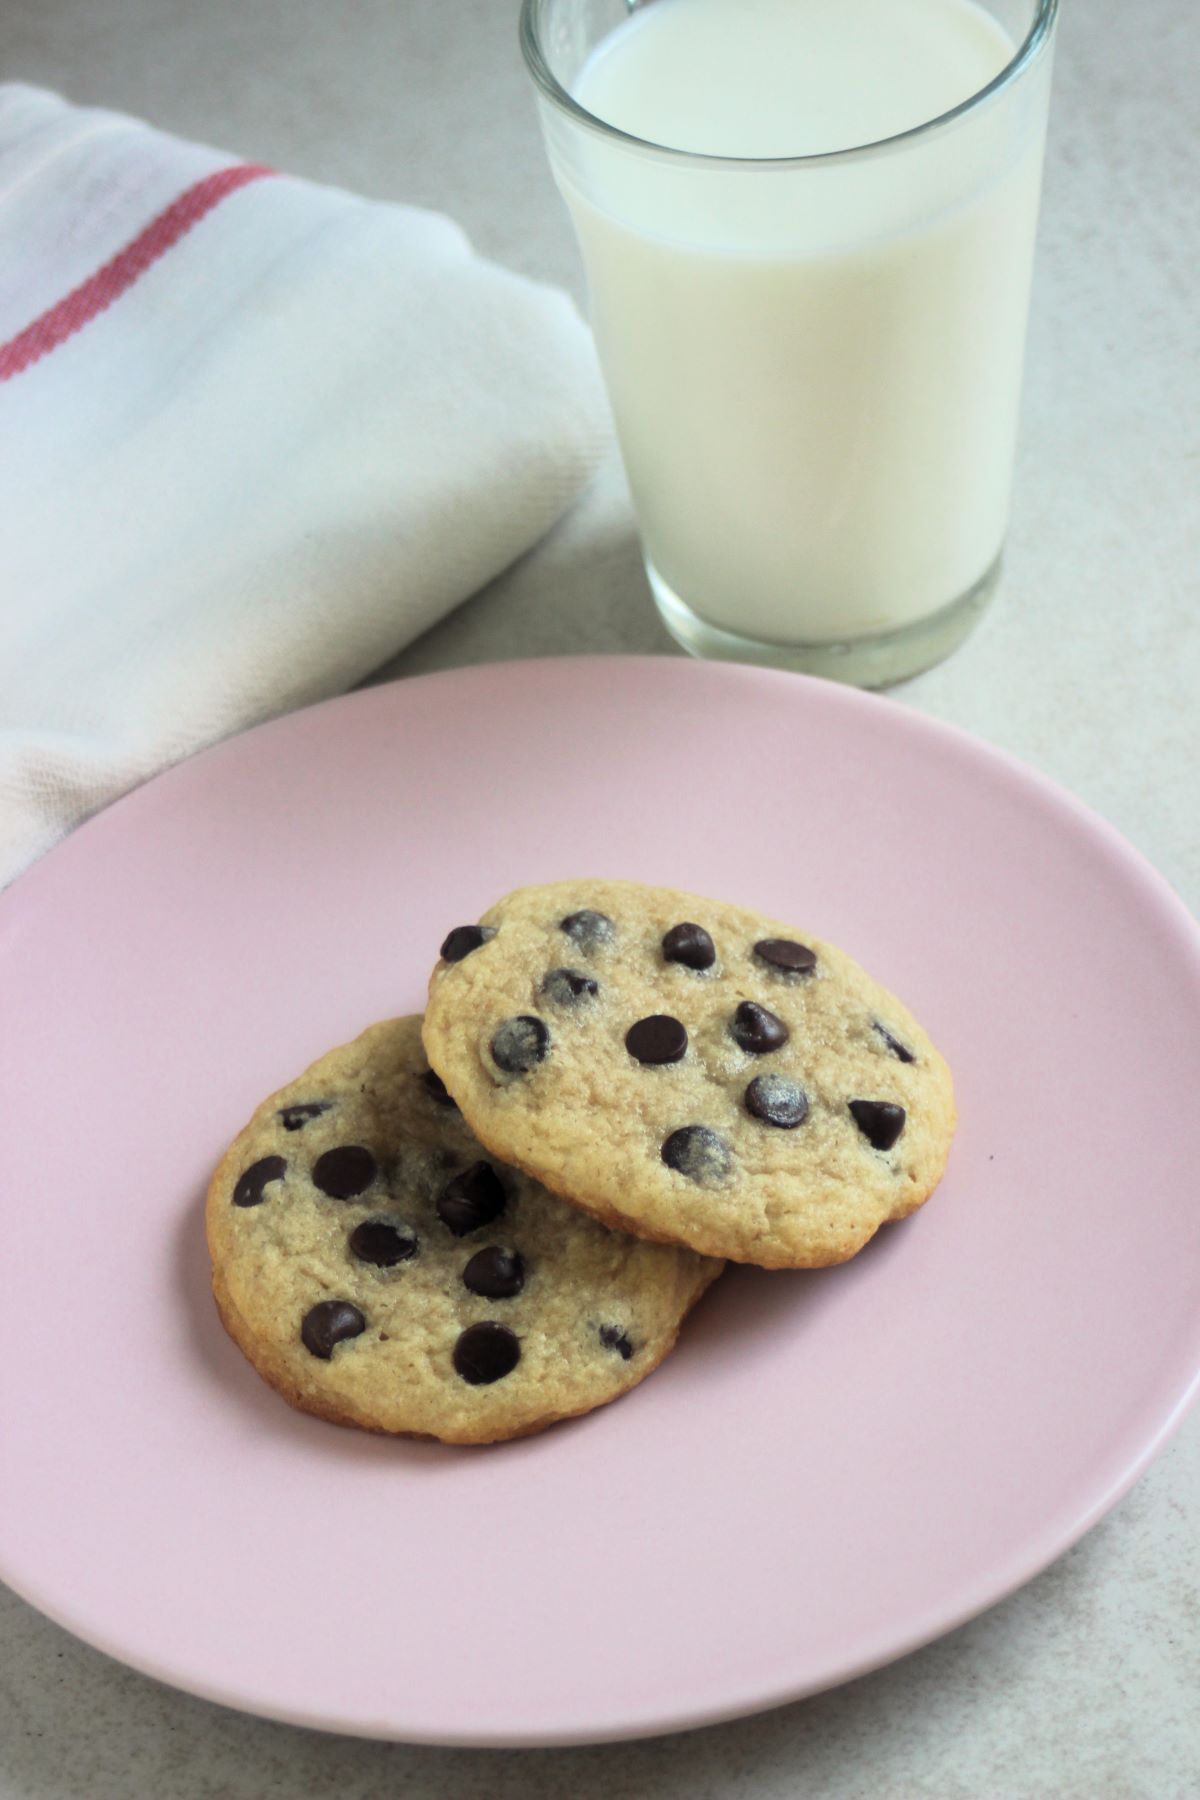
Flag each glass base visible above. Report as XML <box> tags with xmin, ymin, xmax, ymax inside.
<box><xmin>650</xmin><ymin>553</ymin><xmax>1002</xmax><ymax>689</ymax></box>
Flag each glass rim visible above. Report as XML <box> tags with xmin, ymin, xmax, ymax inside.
<box><xmin>519</xmin><ymin>0</ymin><xmax>1059</xmax><ymax>168</ymax></box>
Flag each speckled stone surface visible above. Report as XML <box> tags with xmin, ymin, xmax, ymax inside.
<box><xmin>2</xmin><ymin>0</ymin><xmax>1197</xmax><ymax>1793</ymax></box>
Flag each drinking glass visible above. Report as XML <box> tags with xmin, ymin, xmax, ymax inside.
<box><xmin>520</xmin><ymin>0</ymin><xmax>1058</xmax><ymax>686</ymax></box>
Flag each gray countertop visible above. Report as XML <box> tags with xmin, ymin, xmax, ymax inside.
<box><xmin>2</xmin><ymin>1</ymin><xmax>1197</xmax><ymax>1794</ymax></box>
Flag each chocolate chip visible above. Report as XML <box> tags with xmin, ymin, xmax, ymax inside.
<box><xmin>491</xmin><ymin>1015</ymin><xmax>549</xmax><ymax>1074</ymax></box>
<box><xmin>301</xmin><ymin>1300</ymin><xmax>365</xmax><ymax>1359</ymax></box>
<box><xmin>232</xmin><ymin>1155</ymin><xmax>286</xmax><ymax>1208</ymax></box>
<box><xmin>440</xmin><ymin>924</ymin><xmax>496</xmax><ymax>963</ymax></box>
<box><xmin>745</xmin><ymin>1074</ymin><xmax>808</xmax><ymax>1128</ymax></box>
<box><xmin>599</xmin><ymin>1324</ymin><xmax>635</xmax><ymax>1361</ymax></box>
<box><xmin>661</xmin><ymin>1125</ymin><xmax>732</xmax><ymax>1184</ymax></box>
<box><xmin>873</xmin><ymin>1021</ymin><xmax>916</xmax><ymax>1063</ymax></box>
<box><xmin>437</xmin><ymin>1161</ymin><xmax>507</xmax><ymax>1236</ymax></box>
<box><xmin>349</xmin><ymin>1218</ymin><xmax>418</xmax><ymax>1266</ymax></box>
<box><xmin>312</xmin><ymin>1145</ymin><xmax>376</xmax><ymax>1199</ymax></box>
<box><xmin>462</xmin><ymin>1246</ymin><xmax>525</xmax><ymax>1298</ymax></box>
<box><xmin>662</xmin><ymin>922</ymin><xmax>715</xmax><ymax>970</ymax></box>
<box><xmin>625</xmin><ymin>1014</ymin><xmax>688</xmax><ymax>1065</ymax></box>
<box><xmin>730</xmin><ymin>1001</ymin><xmax>789</xmax><ymax>1055</ymax></box>
<box><xmin>754</xmin><ymin>937</ymin><xmax>817</xmax><ymax>975</ymax></box>
<box><xmin>453</xmin><ymin>1322</ymin><xmax>520</xmax><ymax>1385</ymax></box>
<box><xmin>422</xmin><ymin>1068</ymin><xmax>458</xmax><ymax>1108</ymax></box>
<box><xmin>541</xmin><ymin>967</ymin><xmax>599</xmax><ymax>1005</ymax></box>
<box><xmin>849</xmin><ymin>1099</ymin><xmax>906</xmax><ymax>1151</ymax></box>
<box><xmin>278</xmin><ymin>1102</ymin><xmax>330</xmax><ymax>1131</ymax></box>
<box><xmin>560</xmin><ymin>909</ymin><xmax>614</xmax><ymax>953</ymax></box>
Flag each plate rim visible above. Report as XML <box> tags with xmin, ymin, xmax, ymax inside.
<box><xmin>3</xmin><ymin>654</ymin><xmax>1197</xmax><ymax>945</ymax></box>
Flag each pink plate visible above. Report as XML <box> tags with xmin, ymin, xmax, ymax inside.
<box><xmin>2</xmin><ymin>656</ymin><xmax>1200</xmax><ymax>1746</ymax></box>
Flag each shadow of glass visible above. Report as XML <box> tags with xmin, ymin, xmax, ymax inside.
<box><xmin>370</xmin><ymin>457</ymin><xmax>676</xmax><ymax>686</ymax></box>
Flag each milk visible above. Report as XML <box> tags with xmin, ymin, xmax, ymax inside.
<box><xmin>543</xmin><ymin>0</ymin><xmax>1054</xmax><ymax>647</ymax></box>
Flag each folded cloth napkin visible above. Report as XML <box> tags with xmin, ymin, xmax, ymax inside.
<box><xmin>0</xmin><ymin>84</ymin><xmax>609</xmax><ymax>887</ymax></box>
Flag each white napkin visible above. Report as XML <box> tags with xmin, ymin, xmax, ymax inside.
<box><xmin>0</xmin><ymin>84</ymin><xmax>609</xmax><ymax>887</ymax></box>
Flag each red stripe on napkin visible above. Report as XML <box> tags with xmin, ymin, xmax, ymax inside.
<box><xmin>0</xmin><ymin>161</ymin><xmax>276</xmax><ymax>383</ymax></box>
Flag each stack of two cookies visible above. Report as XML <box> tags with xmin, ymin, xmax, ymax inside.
<box><xmin>207</xmin><ymin>881</ymin><xmax>955</xmax><ymax>1443</ymax></box>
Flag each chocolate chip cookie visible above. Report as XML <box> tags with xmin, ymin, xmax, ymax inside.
<box><xmin>423</xmin><ymin>881</ymin><xmax>956</xmax><ymax>1268</ymax></box>
<box><xmin>206</xmin><ymin>1016</ymin><xmax>722</xmax><ymax>1444</ymax></box>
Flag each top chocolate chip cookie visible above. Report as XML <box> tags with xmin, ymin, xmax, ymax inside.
<box><xmin>423</xmin><ymin>881</ymin><xmax>956</xmax><ymax>1268</ymax></box>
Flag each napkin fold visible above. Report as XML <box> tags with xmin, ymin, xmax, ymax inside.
<box><xmin>0</xmin><ymin>84</ymin><xmax>609</xmax><ymax>887</ymax></box>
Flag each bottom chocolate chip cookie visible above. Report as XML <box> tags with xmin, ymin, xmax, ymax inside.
<box><xmin>205</xmin><ymin>1016</ymin><xmax>723</xmax><ymax>1444</ymax></box>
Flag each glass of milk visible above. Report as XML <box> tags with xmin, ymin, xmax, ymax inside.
<box><xmin>521</xmin><ymin>0</ymin><xmax>1059</xmax><ymax>686</ymax></box>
